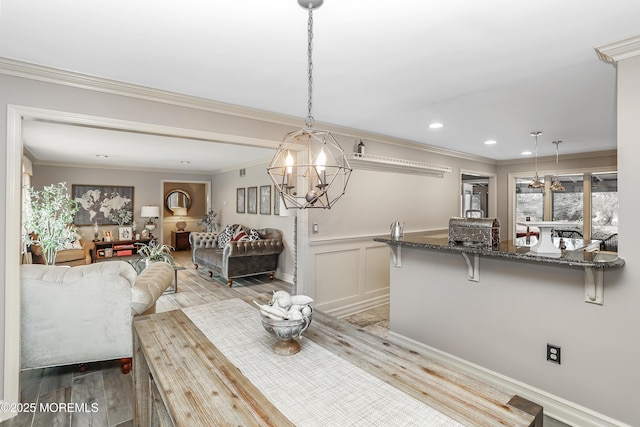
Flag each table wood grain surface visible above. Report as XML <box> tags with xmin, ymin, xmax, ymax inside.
<box><xmin>133</xmin><ymin>296</ymin><xmax>539</xmax><ymax>426</ymax></box>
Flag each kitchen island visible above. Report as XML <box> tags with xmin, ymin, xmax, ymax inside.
<box><xmin>373</xmin><ymin>232</ymin><xmax>625</xmax><ymax>425</ymax></box>
<box><xmin>133</xmin><ymin>296</ymin><xmax>541</xmax><ymax>426</ymax></box>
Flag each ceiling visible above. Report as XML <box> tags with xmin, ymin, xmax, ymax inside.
<box><xmin>2</xmin><ymin>0</ymin><xmax>639</xmax><ymax>172</ymax></box>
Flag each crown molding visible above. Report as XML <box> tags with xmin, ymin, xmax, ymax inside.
<box><xmin>497</xmin><ymin>149</ymin><xmax>617</xmax><ymax>166</ymax></box>
<box><xmin>595</xmin><ymin>34</ymin><xmax>640</xmax><ymax>63</ymax></box>
<box><xmin>0</xmin><ymin>57</ymin><xmax>303</xmax><ymax>126</ymax></box>
<box><xmin>0</xmin><ymin>56</ymin><xmax>497</xmax><ymax>165</ymax></box>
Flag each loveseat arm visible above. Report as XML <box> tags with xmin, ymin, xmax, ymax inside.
<box><xmin>190</xmin><ymin>232</ymin><xmax>219</xmax><ymax>262</ymax></box>
<box><xmin>130</xmin><ymin>261</ymin><xmax>174</xmax><ymax>316</ymax></box>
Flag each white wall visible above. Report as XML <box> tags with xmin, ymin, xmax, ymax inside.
<box><xmin>390</xmin><ymin>246</ymin><xmax>628</xmax><ymax>425</ymax></box>
<box><xmin>614</xmin><ymin>50</ymin><xmax>640</xmax><ymax>427</ymax></box>
<box><xmin>308</xmin><ymin>137</ymin><xmax>497</xmax><ymax>239</ymax></box>
<box><xmin>211</xmin><ymin>161</ymin><xmax>297</xmax><ymax>283</ymax></box>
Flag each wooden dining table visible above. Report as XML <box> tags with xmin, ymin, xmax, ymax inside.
<box><xmin>132</xmin><ymin>297</ymin><xmax>541</xmax><ymax>426</ymax></box>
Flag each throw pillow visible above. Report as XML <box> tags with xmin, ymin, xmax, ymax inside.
<box><xmin>231</xmin><ymin>225</ymin><xmax>249</xmax><ymax>241</ymax></box>
<box><xmin>217</xmin><ymin>225</ymin><xmax>234</xmax><ymax>248</ymax></box>
<box><xmin>248</xmin><ymin>229</ymin><xmax>263</xmax><ymax>241</ymax></box>
<box><xmin>63</xmin><ymin>240</ymin><xmax>83</xmax><ymax>250</ymax></box>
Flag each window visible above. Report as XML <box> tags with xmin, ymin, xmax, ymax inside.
<box><xmin>515</xmin><ymin>178</ymin><xmax>544</xmax><ymax>235</ymax></box>
<box><xmin>591</xmin><ymin>173</ymin><xmax>618</xmax><ymax>239</ymax></box>
<box><xmin>512</xmin><ymin>171</ymin><xmax>618</xmax><ymax>247</ymax></box>
<box><xmin>551</xmin><ymin>175</ymin><xmax>583</xmax><ymax>234</ymax></box>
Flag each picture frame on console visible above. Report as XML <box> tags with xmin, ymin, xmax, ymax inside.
<box><xmin>72</xmin><ymin>184</ymin><xmax>134</xmax><ymax>226</ymax></box>
<box><xmin>119</xmin><ymin>226</ymin><xmax>133</xmax><ymax>241</ymax></box>
<box><xmin>236</xmin><ymin>188</ymin><xmax>245</xmax><ymax>213</ymax></box>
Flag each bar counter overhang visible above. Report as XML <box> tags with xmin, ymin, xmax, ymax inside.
<box><xmin>374</xmin><ymin>232</ymin><xmax>624</xmax><ymax>305</ymax></box>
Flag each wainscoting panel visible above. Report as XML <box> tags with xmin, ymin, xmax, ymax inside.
<box><xmin>365</xmin><ymin>245</ymin><xmax>390</xmax><ymax>295</ymax></box>
<box><xmin>315</xmin><ymin>249</ymin><xmax>360</xmax><ymax>304</ymax></box>
<box><xmin>311</xmin><ymin>239</ymin><xmax>390</xmax><ymax>317</ymax></box>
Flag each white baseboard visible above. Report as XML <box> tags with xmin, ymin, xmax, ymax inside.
<box><xmin>275</xmin><ymin>270</ymin><xmax>294</xmax><ymax>285</ymax></box>
<box><xmin>322</xmin><ymin>294</ymin><xmax>390</xmax><ymax>318</ymax></box>
<box><xmin>388</xmin><ymin>331</ymin><xmax>631</xmax><ymax>427</ymax></box>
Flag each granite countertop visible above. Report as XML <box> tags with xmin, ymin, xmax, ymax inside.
<box><xmin>373</xmin><ymin>232</ymin><xmax>625</xmax><ymax>269</ymax></box>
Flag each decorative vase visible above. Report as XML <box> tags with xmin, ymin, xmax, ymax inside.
<box><xmin>260</xmin><ymin>314</ymin><xmax>312</xmax><ymax>355</ymax></box>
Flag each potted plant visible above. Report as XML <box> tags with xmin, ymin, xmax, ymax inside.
<box><xmin>135</xmin><ymin>240</ymin><xmax>175</xmax><ymax>266</ymax></box>
<box><xmin>23</xmin><ymin>182</ymin><xmax>80</xmax><ymax>265</ymax></box>
<box><xmin>107</xmin><ymin>207</ymin><xmax>132</xmax><ymax>226</ymax></box>
<box><xmin>198</xmin><ymin>210</ymin><xmax>219</xmax><ymax>232</ymax></box>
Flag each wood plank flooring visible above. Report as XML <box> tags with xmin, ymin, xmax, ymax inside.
<box><xmin>3</xmin><ymin>250</ymin><xmax>568</xmax><ymax>427</ymax></box>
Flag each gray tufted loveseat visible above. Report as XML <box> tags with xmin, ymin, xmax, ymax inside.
<box><xmin>189</xmin><ymin>225</ymin><xmax>284</xmax><ymax>287</ymax></box>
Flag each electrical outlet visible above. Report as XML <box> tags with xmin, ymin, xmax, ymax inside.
<box><xmin>547</xmin><ymin>344</ymin><xmax>561</xmax><ymax>364</ymax></box>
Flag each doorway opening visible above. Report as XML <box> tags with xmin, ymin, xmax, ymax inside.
<box><xmin>461</xmin><ymin>173</ymin><xmax>491</xmax><ymax>218</ymax></box>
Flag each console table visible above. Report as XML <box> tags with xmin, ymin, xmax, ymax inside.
<box><xmin>93</xmin><ymin>238</ymin><xmax>152</xmax><ymax>261</ymax></box>
<box><xmin>133</xmin><ymin>298</ymin><xmax>540</xmax><ymax>426</ymax></box>
<box><xmin>171</xmin><ymin>231</ymin><xmax>191</xmax><ymax>251</ymax></box>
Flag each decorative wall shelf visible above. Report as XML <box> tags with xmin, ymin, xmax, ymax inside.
<box><xmin>345</xmin><ymin>153</ymin><xmax>452</xmax><ymax>177</ymax></box>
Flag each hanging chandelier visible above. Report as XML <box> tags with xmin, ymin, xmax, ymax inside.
<box><xmin>550</xmin><ymin>140</ymin><xmax>565</xmax><ymax>192</ymax></box>
<box><xmin>528</xmin><ymin>131</ymin><xmax>544</xmax><ymax>189</ymax></box>
<box><xmin>267</xmin><ymin>0</ymin><xmax>352</xmax><ymax>209</ymax></box>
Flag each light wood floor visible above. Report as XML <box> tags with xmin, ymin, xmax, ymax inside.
<box><xmin>3</xmin><ymin>251</ymin><xmax>568</xmax><ymax>427</ymax></box>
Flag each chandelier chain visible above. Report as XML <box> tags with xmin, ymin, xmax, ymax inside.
<box><xmin>305</xmin><ymin>4</ymin><xmax>315</xmax><ymax>128</ymax></box>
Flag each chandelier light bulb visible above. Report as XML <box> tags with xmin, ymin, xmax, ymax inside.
<box><xmin>316</xmin><ymin>148</ymin><xmax>326</xmax><ymax>171</ymax></box>
<box><xmin>286</xmin><ymin>151</ymin><xmax>294</xmax><ymax>174</ymax></box>
<box><xmin>266</xmin><ymin>0</ymin><xmax>352</xmax><ymax>209</ymax></box>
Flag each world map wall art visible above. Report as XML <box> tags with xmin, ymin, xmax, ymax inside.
<box><xmin>72</xmin><ymin>184</ymin><xmax>134</xmax><ymax>226</ymax></box>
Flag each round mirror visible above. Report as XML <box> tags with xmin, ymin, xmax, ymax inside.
<box><xmin>165</xmin><ymin>189</ymin><xmax>191</xmax><ymax>212</ymax></box>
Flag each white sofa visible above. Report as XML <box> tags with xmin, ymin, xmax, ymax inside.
<box><xmin>20</xmin><ymin>260</ymin><xmax>174</xmax><ymax>370</ymax></box>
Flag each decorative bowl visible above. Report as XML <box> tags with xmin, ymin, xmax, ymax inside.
<box><xmin>260</xmin><ymin>314</ymin><xmax>312</xmax><ymax>355</ymax></box>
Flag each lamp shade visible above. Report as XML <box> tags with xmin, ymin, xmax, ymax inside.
<box><xmin>141</xmin><ymin>205</ymin><xmax>160</xmax><ymax>218</ymax></box>
<box><xmin>172</xmin><ymin>207</ymin><xmax>187</xmax><ymax>217</ymax></box>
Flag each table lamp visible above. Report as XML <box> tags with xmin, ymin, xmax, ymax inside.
<box><xmin>172</xmin><ymin>207</ymin><xmax>188</xmax><ymax>231</ymax></box>
<box><xmin>140</xmin><ymin>205</ymin><xmax>160</xmax><ymax>236</ymax></box>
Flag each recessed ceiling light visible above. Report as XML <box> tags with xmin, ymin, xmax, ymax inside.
<box><xmin>428</xmin><ymin>122</ymin><xmax>444</xmax><ymax>129</ymax></box>
<box><xmin>521</xmin><ymin>151</ymin><xmax>532</xmax><ymax>156</ymax></box>
<box><xmin>484</xmin><ymin>140</ymin><xmax>497</xmax><ymax>145</ymax></box>
<box><xmin>180</xmin><ymin>160</ymin><xmax>191</xmax><ymax>164</ymax></box>
<box><xmin>96</xmin><ymin>154</ymin><xmax>108</xmax><ymax>158</ymax></box>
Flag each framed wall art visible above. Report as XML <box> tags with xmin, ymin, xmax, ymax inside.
<box><xmin>260</xmin><ymin>185</ymin><xmax>271</xmax><ymax>215</ymax></box>
<box><xmin>72</xmin><ymin>184</ymin><xmax>134</xmax><ymax>226</ymax></box>
<box><xmin>247</xmin><ymin>186</ymin><xmax>258</xmax><ymax>214</ymax></box>
<box><xmin>236</xmin><ymin>188</ymin><xmax>246</xmax><ymax>213</ymax></box>
<box><xmin>274</xmin><ymin>192</ymin><xmax>281</xmax><ymax>216</ymax></box>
